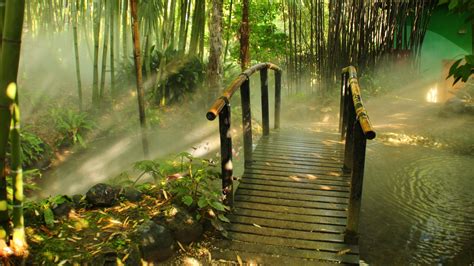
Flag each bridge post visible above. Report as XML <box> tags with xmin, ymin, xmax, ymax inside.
<box><xmin>240</xmin><ymin>79</ymin><xmax>253</xmax><ymax>165</ymax></box>
<box><xmin>343</xmin><ymin>93</ymin><xmax>355</xmax><ymax>173</ymax></box>
<box><xmin>274</xmin><ymin>70</ymin><xmax>281</xmax><ymax>129</ymax></box>
<box><xmin>218</xmin><ymin>101</ymin><xmax>234</xmax><ymax>206</ymax></box>
<box><xmin>339</xmin><ymin>72</ymin><xmax>347</xmax><ymax>138</ymax></box>
<box><xmin>345</xmin><ymin>121</ymin><xmax>367</xmax><ymax>244</ymax></box>
<box><xmin>260</xmin><ymin>68</ymin><xmax>270</xmax><ymax>135</ymax></box>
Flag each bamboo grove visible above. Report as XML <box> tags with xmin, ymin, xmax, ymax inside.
<box><xmin>25</xmin><ymin>0</ymin><xmax>220</xmax><ymax>109</ymax></box>
<box><xmin>23</xmin><ymin>0</ymin><xmax>437</xmax><ymax>100</ymax></box>
<box><xmin>283</xmin><ymin>0</ymin><xmax>436</xmax><ymax>93</ymax></box>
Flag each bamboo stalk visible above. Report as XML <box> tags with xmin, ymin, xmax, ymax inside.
<box><xmin>100</xmin><ymin>0</ymin><xmax>110</xmax><ymax>102</ymax></box>
<box><xmin>72</xmin><ymin>0</ymin><xmax>83</xmax><ymax>110</ymax></box>
<box><xmin>130</xmin><ymin>0</ymin><xmax>149</xmax><ymax>158</ymax></box>
<box><xmin>0</xmin><ymin>0</ymin><xmax>26</xmax><ymax>254</ymax></box>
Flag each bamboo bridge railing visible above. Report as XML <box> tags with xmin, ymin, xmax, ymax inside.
<box><xmin>206</xmin><ymin>63</ymin><xmax>282</xmax><ymax>206</ymax></box>
<box><xmin>339</xmin><ymin>65</ymin><xmax>376</xmax><ymax>244</ymax></box>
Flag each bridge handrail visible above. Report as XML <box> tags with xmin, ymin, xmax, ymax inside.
<box><xmin>340</xmin><ymin>66</ymin><xmax>376</xmax><ymax>140</ymax></box>
<box><xmin>206</xmin><ymin>62</ymin><xmax>283</xmax><ymax>206</ymax></box>
<box><xmin>339</xmin><ymin>66</ymin><xmax>376</xmax><ymax>244</ymax></box>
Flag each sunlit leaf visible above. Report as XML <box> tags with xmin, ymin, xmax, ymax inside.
<box><xmin>210</xmin><ymin>201</ymin><xmax>226</xmax><ymax>212</ymax></box>
<box><xmin>182</xmin><ymin>195</ymin><xmax>193</xmax><ymax>206</ymax></box>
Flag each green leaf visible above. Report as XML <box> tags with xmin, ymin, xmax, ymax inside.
<box><xmin>448</xmin><ymin>0</ymin><xmax>459</xmax><ymax>10</ymax></box>
<box><xmin>210</xmin><ymin>201</ymin><xmax>226</xmax><ymax>212</ymax></box>
<box><xmin>218</xmin><ymin>214</ymin><xmax>230</xmax><ymax>223</ymax></box>
<box><xmin>196</xmin><ymin>213</ymin><xmax>201</xmax><ymax>221</ymax></box>
<box><xmin>465</xmin><ymin>55</ymin><xmax>474</xmax><ymax>65</ymax></box>
<box><xmin>182</xmin><ymin>195</ymin><xmax>193</xmax><ymax>206</ymax></box>
<box><xmin>43</xmin><ymin>206</ymin><xmax>55</xmax><ymax>227</ymax></box>
<box><xmin>197</xmin><ymin>197</ymin><xmax>208</xmax><ymax>208</ymax></box>
<box><xmin>449</xmin><ymin>58</ymin><xmax>463</xmax><ymax>76</ymax></box>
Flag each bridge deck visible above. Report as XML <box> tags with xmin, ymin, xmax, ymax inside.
<box><xmin>212</xmin><ymin>129</ymin><xmax>360</xmax><ymax>265</ymax></box>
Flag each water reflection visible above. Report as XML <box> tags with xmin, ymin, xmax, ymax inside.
<box><xmin>360</xmin><ymin>142</ymin><xmax>474</xmax><ymax>264</ymax></box>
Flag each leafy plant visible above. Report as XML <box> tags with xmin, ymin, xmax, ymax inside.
<box><xmin>439</xmin><ymin>0</ymin><xmax>474</xmax><ymax>84</ymax></box>
<box><xmin>132</xmin><ymin>152</ymin><xmax>230</xmax><ymax>232</ymax></box>
<box><xmin>51</xmin><ymin>108</ymin><xmax>95</xmax><ymax>147</ymax></box>
<box><xmin>448</xmin><ymin>55</ymin><xmax>474</xmax><ymax>85</ymax></box>
<box><xmin>149</xmin><ymin>47</ymin><xmax>205</xmax><ymax>105</ymax></box>
<box><xmin>7</xmin><ymin>129</ymin><xmax>50</xmax><ymax>168</ymax></box>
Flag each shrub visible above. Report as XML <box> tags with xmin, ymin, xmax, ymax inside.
<box><xmin>50</xmin><ymin>108</ymin><xmax>94</xmax><ymax>148</ymax></box>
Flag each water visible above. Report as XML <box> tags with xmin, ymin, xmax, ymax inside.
<box><xmin>357</xmin><ymin>77</ymin><xmax>474</xmax><ymax>264</ymax></box>
<box><xmin>360</xmin><ymin>142</ymin><xmax>474</xmax><ymax>264</ymax></box>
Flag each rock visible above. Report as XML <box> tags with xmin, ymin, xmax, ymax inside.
<box><xmin>121</xmin><ymin>187</ymin><xmax>143</xmax><ymax>202</ymax></box>
<box><xmin>152</xmin><ymin>206</ymin><xmax>203</xmax><ymax>244</ymax></box>
<box><xmin>124</xmin><ymin>244</ymin><xmax>142</xmax><ymax>266</ymax></box>
<box><xmin>93</xmin><ymin>248</ymin><xmax>118</xmax><ymax>266</ymax></box>
<box><xmin>135</xmin><ymin>220</ymin><xmax>174</xmax><ymax>262</ymax></box>
<box><xmin>52</xmin><ymin>201</ymin><xmax>73</xmax><ymax>218</ymax></box>
<box><xmin>86</xmin><ymin>183</ymin><xmax>120</xmax><ymax>207</ymax></box>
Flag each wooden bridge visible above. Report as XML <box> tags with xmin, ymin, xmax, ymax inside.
<box><xmin>206</xmin><ymin>63</ymin><xmax>376</xmax><ymax>265</ymax></box>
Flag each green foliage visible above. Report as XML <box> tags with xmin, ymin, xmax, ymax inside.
<box><xmin>149</xmin><ymin>47</ymin><xmax>205</xmax><ymax>105</ymax></box>
<box><xmin>438</xmin><ymin>0</ymin><xmax>474</xmax><ymax>22</ymax></box>
<box><xmin>51</xmin><ymin>108</ymin><xmax>95</xmax><ymax>147</ymax></box>
<box><xmin>438</xmin><ymin>0</ymin><xmax>474</xmax><ymax>84</ymax></box>
<box><xmin>448</xmin><ymin>55</ymin><xmax>474</xmax><ymax>85</ymax></box>
<box><xmin>6</xmin><ymin>129</ymin><xmax>50</xmax><ymax>168</ymax></box>
<box><xmin>228</xmin><ymin>0</ymin><xmax>286</xmax><ymax>63</ymax></box>
<box><xmin>24</xmin><ymin>195</ymin><xmax>70</xmax><ymax>228</ymax></box>
<box><xmin>132</xmin><ymin>152</ymin><xmax>230</xmax><ymax>229</ymax></box>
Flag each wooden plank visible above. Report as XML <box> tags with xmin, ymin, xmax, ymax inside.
<box><xmin>237</xmin><ymin>182</ymin><xmax>349</xmax><ymax>199</ymax></box>
<box><xmin>259</xmin><ymin>140</ymin><xmax>344</xmax><ymax>151</ymax></box>
<box><xmin>234</xmin><ymin>195</ymin><xmax>347</xmax><ymax>211</ymax></box>
<box><xmin>248</xmin><ymin>160</ymin><xmax>342</xmax><ymax>172</ymax></box>
<box><xmin>252</xmin><ymin>152</ymin><xmax>343</xmax><ymax>167</ymax></box>
<box><xmin>251</xmin><ymin>154</ymin><xmax>343</xmax><ymax>166</ymax></box>
<box><xmin>244</xmin><ymin>168</ymin><xmax>350</xmax><ymax>181</ymax></box>
<box><xmin>229</xmin><ymin>232</ymin><xmax>359</xmax><ymax>253</ymax></box>
<box><xmin>234</xmin><ymin>201</ymin><xmax>347</xmax><ymax>218</ymax></box>
<box><xmin>234</xmin><ymin>207</ymin><xmax>347</xmax><ymax>225</ymax></box>
<box><xmin>252</xmin><ymin>150</ymin><xmax>344</xmax><ymax>163</ymax></box>
<box><xmin>241</xmin><ymin>173</ymin><xmax>350</xmax><ymax>187</ymax></box>
<box><xmin>255</xmin><ymin>146</ymin><xmax>343</xmax><ymax>156</ymax></box>
<box><xmin>236</xmin><ymin>188</ymin><xmax>348</xmax><ymax>204</ymax></box>
<box><xmin>213</xmin><ymin>249</ymin><xmax>347</xmax><ymax>266</ymax></box>
<box><xmin>228</xmin><ymin>215</ymin><xmax>345</xmax><ymax>234</ymax></box>
<box><xmin>215</xmin><ymin>240</ymin><xmax>359</xmax><ymax>264</ymax></box>
<box><xmin>228</xmin><ymin>223</ymin><xmax>344</xmax><ymax>243</ymax></box>
<box><xmin>259</xmin><ymin>136</ymin><xmax>343</xmax><ymax>145</ymax></box>
<box><xmin>245</xmin><ymin>166</ymin><xmax>347</xmax><ymax>179</ymax></box>
<box><xmin>240</xmin><ymin>178</ymin><xmax>350</xmax><ymax>192</ymax></box>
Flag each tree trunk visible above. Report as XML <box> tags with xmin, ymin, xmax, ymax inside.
<box><xmin>239</xmin><ymin>0</ymin><xmax>249</xmax><ymax>71</ymax></box>
<box><xmin>130</xmin><ymin>0</ymin><xmax>149</xmax><ymax>158</ymax></box>
<box><xmin>223</xmin><ymin>0</ymin><xmax>233</xmax><ymax>64</ymax></box>
<box><xmin>207</xmin><ymin>0</ymin><xmax>223</xmax><ymax>100</ymax></box>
